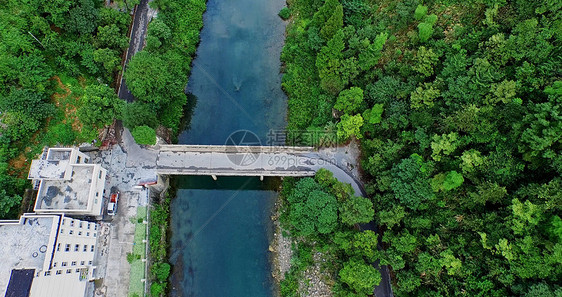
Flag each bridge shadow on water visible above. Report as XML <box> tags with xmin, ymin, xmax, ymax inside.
<box><xmin>173</xmin><ymin>176</ymin><xmax>282</xmax><ymax>191</ymax></box>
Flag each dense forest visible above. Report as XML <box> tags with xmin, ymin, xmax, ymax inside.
<box><xmin>0</xmin><ymin>0</ymin><xmax>134</xmax><ymax>218</ymax></box>
<box><xmin>122</xmin><ymin>0</ymin><xmax>206</xmax><ymax>140</ymax></box>
<box><xmin>280</xmin><ymin>0</ymin><xmax>562</xmax><ymax>296</ymax></box>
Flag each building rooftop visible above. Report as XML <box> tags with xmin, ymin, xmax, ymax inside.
<box><xmin>35</xmin><ymin>166</ymin><xmax>94</xmax><ymax>211</ymax></box>
<box><xmin>0</xmin><ymin>216</ymin><xmax>56</xmax><ymax>295</ymax></box>
<box><xmin>28</xmin><ymin>160</ymin><xmax>70</xmax><ymax>180</ymax></box>
<box><xmin>29</xmin><ymin>272</ymin><xmax>88</xmax><ymax>297</ymax></box>
<box><xmin>46</xmin><ymin>148</ymin><xmax>72</xmax><ymax>161</ymax></box>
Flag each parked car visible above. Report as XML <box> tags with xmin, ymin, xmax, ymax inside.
<box><xmin>107</xmin><ymin>192</ymin><xmax>119</xmax><ymax>216</ymax></box>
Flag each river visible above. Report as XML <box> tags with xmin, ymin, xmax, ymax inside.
<box><xmin>169</xmin><ymin>0</ymin><xmax>288</xmax><ymax>295</ymax></box>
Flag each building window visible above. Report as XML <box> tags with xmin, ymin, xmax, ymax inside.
<box><xmin>65</xmin><ymin>244</ymin><xmax>70</xmax><ymax>252</ymax></box>
<box><xmin>99</xmin><ymin>171</ymin><xmax>102</xmax><ymax>179</ymax></box>
<box><xmin>71</xmin><ymin>261</ymin><xmax>76</xmax><ymax>266</ymax></box>
<box><xmin>88</xmin><ymin>261</ymin><xmax>93</xmax><ymax>265</ymax></box>
<box><xmin>66</xmin><ymin>269</ymin><xmax>72</xmax><ymax>274</ymax></box>
<box><xmin>56</xmin><ymin>270</ymin><xmax>62</xmax><ymax>275</ymax></box>
<box><xmin>53</xmin><ymin>262</ymin><xmax>57</xmax><ymax>267</ymax></box>
<box><xmin>80</xmin><ymin>261</ymin><xmax>85</xmax><ymax>265</ymax></box>
<box><xmin>60</xmin><ymin>229</ymin><xmax>64</xmax><ymax>234</ymax></box>
<box><xmin>95</xmin><ymin>192</ymin><xmax>99</xmax><ymax>197</ymax></box>
<box><xmin>62</xmin><ymin>262</ymin><xmax>67</xmax><ymax>267</ymax></box>
<box><xmin>70</xmin><ymin>221</ymin><xmax>74</xmax><ymax>227</ymax></box>
<box><xmin>94</xmin><ymin>225</ymin><xmax>98</xmax><ymax>230</ymax></box>
<box><xmin>86</xmin><ymin>232</ymin><xmax>90</xmax><ymax>237</ymax></box>
<box><xmin>63</xmin><ymin>219</ymin><xmax>66</xmax><ymax>225</ymax></box>
<box><xmin>44</xmin><ymin>271</ymin><xmax>51</xmax><ymax>276</ymax></box>
<box><xmin>77</xmin><ymin>156</ymin><xmax>81</xmax><ymax>163</ymax></box>
<box><xmin>69</xmin><ymin>230</ymin><xmax>73</xmax><ymax>235</ymax></box>
<box><xmin>76</xmin><ymin>269</ymin><xmax>80</xmax><ymax>273</ymax></box>
<box><xmin>79</xmin><ymin>222</ymin><xmax>83</xmax><ymax>228</ymax></box>
<box><xmin>56</xmin><ymin>243</ymin><xmax>60</xmax><ymax>251</ymax></box>
<box><xmin>90</xmin><ymin>245</ymin><xmax>95</xmax><ymax>252</ymax></box>
<box><xmin>78</xmin><ymin>231</ymin><xmax>82</xmax><ymax>236</ymax></box>
<box><xmin>75</xmin><ymin>244</ymin><xmax>79</xmax><ymax>252</ymax></box>
<box><xmin>93</xmin><ymin>233</ymin><xmax>96</xmax><ymax>238</ymax></box>
<box><xmin>87</xmin><ymin>224</ymin><xmax>91</xmax><ymax>230</ymax></box>
<box><xmin>83</xmin><ymin>245</ymin><xmax>87</xmax><ymax>252</ymax></box>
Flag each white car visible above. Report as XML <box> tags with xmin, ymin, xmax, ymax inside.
<box><xmin>107</xmin><ymin>192</ymin><xmax>119</xmax><ymax>216</ymax></box>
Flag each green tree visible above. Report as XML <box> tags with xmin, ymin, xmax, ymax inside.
<box><xmin>66</xmin><ymin>0</ymin><xmax>99</xmax><ymax>35</ymax></box>
<box><xmin>362</xmin><ymin>104</ymin><xmax>384</xmax><ymax>125</ymax></box>
<box><xmin>337</xmin><ymin>114</ymin><xmax>363</xmax><ymax>141</ymax></box>
<box><xmin>97</xmin><ymin>24</ymin><xmax>129</xmax><ymax>49</ymax></box>
<box><xmin>410</xmin><ymin>83</ymin><xmax>441</xmax><ymax>109</ymax></box>
<box><xmin>122</xmin><ymin>102</ymin><xmax>158</xmax><ymax>129</ymax></box>
<box><xmin>289</xmin><ymin>189</ymin><xmax>338</xmax><ymax>235</ymax></box>
<box><xmin>0</xmin><ymin>88</ymin><xmax>54</xmax><ymax>141</ymax></box>
<box><xmin>339</xmin><ymin>195</ymin><xmax>374</xmax><ymax>225</ymax></box>
<box><xmin>278</xmin><ymin>7</ymin><xmax>291</xmax><ymax>20</ymax></box>
<box><xmin>413</xmin><ymin>46</ymin><xmax>440</xmax><ymax>77</ymax></box>
<box><xmin>150</xmin><ymin>282</ymin><xmax>164</xmax><ymax>296</ymax></box>
<box><xmin>124</xmin><ymin>51</ymin><xmax>185</xmax><ymax>106</ymax></box>
<box><xmin>336</xmin><ymin>230</ymin><xmax>379</xmax><ymax>262</ymax></box>
<box><xmin>430</xmin><ymin>132</ymin><xmax>460</xmax><ymax>161</ymax></box>
<box><xmin>358</xmin><ymin>33</ymin><xmax>387</xmax><ymax>71</ymax></box>
<box><xmin>414</xmin><ymin>5</ymin><xmax>428</xmax><ymax>20</ymax></box>
<box><xmin>316</xmin><ymin>30</ymin><xmax>347</xmax><ymax>95</ymax></box>
<box><xmin>77</xmin><ymin>84</ymin><xmax>124</xmax><ymax>128</ymax></box>
<box><xmin>390</xmin><ymin>155</ymin><xmax>434</xmax><ymax>210</ymax></box>
<box><xmin>131</xmin><ymin>125</ymin><xmax>156</xmax><ymax>145</ymax></box>
<box><xmin>334</xmin><ymin>87</ymin><xmax>364</xmax><ymax>114</ymax></box>
<box><xmin>93</xmin><ymin>48</ymin><xmax>121</xmax><ymax>74</ymax></box>
<box><xmin>0</xmin><ymin>189</ymin><xmax>22</xmax><ymax>219</ymax></box>
<box><xmin>431</xmin><ymin>171</ymin><xmax>464</xmax><ymax>192</ymax></box>
<box><xmin>339</xmin><ymin>258</ymin><xmax>381</xmax><ymax>295</ymax></box>
<box><xmin>319</xmin><ymin>4</ymin><xmax>343</xmax><ymax>41</ymax></box>
<box><xmin>151</xmin><ymin>262</ymin><xmax>171</xmax><ymax>282</ymax></box>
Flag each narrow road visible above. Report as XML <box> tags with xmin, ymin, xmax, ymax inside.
<box><xmin>118</xmin><ymin>0</ymin><xmax>151</xmax><ymax>102</ymax></box>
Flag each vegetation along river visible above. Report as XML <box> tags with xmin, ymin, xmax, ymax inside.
<box><xmin>170</xmin><ymin>0</ymin><xmax>288</xmax><ymax>295</ymax></box>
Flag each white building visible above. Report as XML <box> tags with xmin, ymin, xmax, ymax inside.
<box><xmin>0</xmin><ymin>213</ymin><xmax>99</xmax><ymax>297</ymax></box>
<box><xmin>28</xmin><ymin>148</ymin><xmax>107</xmax><ymax>217</ymax></box>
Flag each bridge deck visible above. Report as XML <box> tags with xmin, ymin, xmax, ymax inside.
<box><xmin>156</xmin><ymin>146</ymin><xmax>317</xmax><ymax>176</ymax></box>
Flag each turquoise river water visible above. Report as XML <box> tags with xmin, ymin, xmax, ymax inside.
<box><xmin>169</xmin><ymin>0</ymin><xmax>288</xmax><ymax>296</ymax></box>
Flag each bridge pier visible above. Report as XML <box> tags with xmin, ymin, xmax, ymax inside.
<box><xmin>211</xmin><ymin>174</ymin><xmax>217</xmax><ymax>181</ymax></box>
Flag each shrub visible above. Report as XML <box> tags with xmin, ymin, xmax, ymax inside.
<box><xmin>279</xmin><ymin>7</ymin><xmax>291</xmax><ymax>20</ymax></box>
<box><xmin>414</xmin><ymin>4</ymin><xmax>428</xmax><ymax>20</ymax></box>
<box><xmin>131</xmin><ymin>125</ymin><xmax>156</xmax><ymax>145</ymax></box>
<box><xmin>126</xmin><ymin>253</ymin><xmax>140</xmax><ymax>263</ymax></box>
<box><xmin>150</xmin><ymin>282</ymin><xmax>164</xmax><ymax>297</ymax></box>
<box><xmin>151</xmin><ymin>262</ymin><xmax>171</xmax><ymax>282</ymax></box>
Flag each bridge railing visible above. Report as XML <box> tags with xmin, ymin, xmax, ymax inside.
<box><xmin>158</xmin><ymin>145</ymin><xmax>315</xmax><ymax>153</ymax></box>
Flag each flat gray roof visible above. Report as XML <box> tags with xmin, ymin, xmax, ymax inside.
<box><xmin>46</xmin><ymin>149</ymin><xmax>72</xmax><ymax>161</ymax></box>
<box><xmin>28</xmin><ymin>160</ymin><xmax>70</xmax><ymax>180</ymax></box>
<box><xmin>35</xmin><ymin>166</ymin><xmax>94</xmax><ymax>211</ymax></box>
<box><xmin>0</xmin><ymin>216</ymin><xmax>56</xmax><ymax>294</ymax></box>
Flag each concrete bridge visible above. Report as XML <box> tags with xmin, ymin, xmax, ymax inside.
<box><xmin>155</xmin><ymin>144</ymin><xmax>363</xmax><ymax>193</ymax></box>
